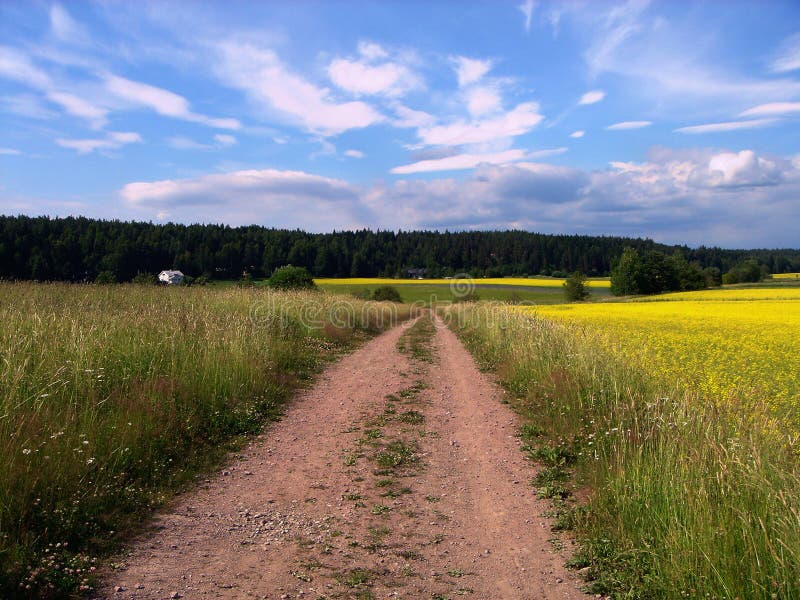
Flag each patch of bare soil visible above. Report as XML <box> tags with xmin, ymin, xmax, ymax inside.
<box><xmin>97</xmin><ymin>314</ymin><xmax>584</xmax><ymax>600</ymax></box>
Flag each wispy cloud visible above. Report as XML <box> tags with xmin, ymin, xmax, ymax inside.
<box><xmin>416</xmin><ymin>102</ymin><xmax>543</xmax><ymax>146</ymax></box>
<box><xmin>570</xmin><ymin>130</ymin><xmax>585</xmax><ymax>138</ymax></box>
<box><xmin>739</xmin><ymin>102</ymin><xmax>800</xmax><ymax>117</ymax></box>
<box><xmin>213</xmin><ymin>42</ymin><xmax>383</xmax><ymax>136</ymax></box>
<box><xmin>46</xmin><ymin>91</ymin><xmax>107</xmax><ymax>128</ymax></box>
<box><xmin>578</xmin><ymin>90</ymin><xmax>605</xmax><ymax>105</ymax></box>
<box><xmin>345</xmin><ymin>149</ymin><xmax>364</xmax><ymax>159</ymax></box>
<box><xmin>518</xmin><ymin>0</ymin><xmax>536</xmax><ymax>33</ymax></box>
<box><xmin>771</xmin><ymin>33</ymin><xmax>800</xmax><ymax>73</ymax></box>
<box><xmin>392</xmin><ymin>149</ymin><xmax>527</xmax><ymax>174</ymax></box>
<box><xmin>214</xmin><ymin>134</ymin><xmax>237</xmax><ymax>147</ymax></box>
<box><xmin>57</xmin><ymin>131</ymin><xmax>142</xmax><ymax>154</ymax></box>
<box><xmin>49</xmin><ymin>4</ymin><xmax>89</xmax><ymax>45</ymax></box>
<box><xmin>104</xmin><ymin>75</ymin><xmax>240</xmax><ymax>129</ymax></box>
<box><xmin>606</xmin><ymin>120</ymin><xmax>652</xmax><ymax>130</ymax></box>
<box><xmin>0</xmin><ymin>147</ymin><xmax>22</xmax><ymax>155</ymax></box>
<box><xmin>675</xmin><ymin>119</ymin><xmax>776</xmax><ymax>134</ymax></box>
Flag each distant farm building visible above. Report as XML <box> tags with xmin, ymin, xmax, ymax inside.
<box><xmin>158</xmin><ymin>270</ymin><xmax>185</xmax><ymax>285</ymax></box>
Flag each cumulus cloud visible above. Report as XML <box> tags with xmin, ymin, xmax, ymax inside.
<box><xmin>465</xmin><ymin>86</ymin><xmax>502</xmax><ymax>117</ymax></box>
<box><xmin>578</xmin><ymin>90</ymin><xmax>605</xmax><ymax>105</ymax></box>
<box><xmin>57</xmin><ymin>131</ymin><xmax>142</xmax><ymax>154</ymax></box>
<box><xmin>674</xmin><ymin>119</ymin><xmax>776</xmax><ymax>134</ymax></box>
<box><xmin>453</xmin><ymin>57</ymin><xmax>492</xmax><ymax>87</ymax></box>
<box><xmin>113</xmin><ymin>147</ymin><xmax>800</xmax><ymax>245</ymax></box>
<box><xmin>328</xmin><ymin>43</ymin><xmax>420</xmax><ymax>97</ymax></box>
<box><xmin>739</xmin><ymin>102</ymin><xmax>800</xmax><ymax>117</ymax></box>
<box><xmin>606</xmin><ymin>120</ymin><xmax>652</xmax><ymax>130</ymax></box>
<box><xmin>213</xmin><ymin>42</ymin><xmax>382</xmax><ymax>136</ymax></box>
<box><xmin>120</xmin><ymin>168</ymin><xmax>368</xmax><ymax>230</ymax></box>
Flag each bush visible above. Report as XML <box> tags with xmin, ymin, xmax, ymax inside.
<box><xmin>371</xmin><ymin>286</ymin><xmax>402</xmax><ymax>303</ymax></box>
<box><xmin>563</xmin><ymin>271</ymin><xmax>590</xmax><ymax>301</ymax></box>
<box><xmin>268</xmin><ymin>265</ymin><xmax>316</xmax><ymax>290</ymax></box>
<box><xmin>94</xmin><ymin>270</ymin><xmax>116</xmax><ymax>284</ymax></box>
<box><xmin>132</xmin><ymin>272</ymin><xmax>156</xmax><ymax>285</ymax></box>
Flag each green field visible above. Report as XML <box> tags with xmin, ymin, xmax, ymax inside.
<box><xmin>0</xmin><ymin>283</ymin><xmax>407</xmax><ymax>598</ymax></box>
<box><xmin>315</xmin><ymin>278</ymin><xmax>611</xmax><ymax>304</ymax></box>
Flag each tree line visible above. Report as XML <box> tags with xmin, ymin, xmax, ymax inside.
<box><xmin>1</xmin><ymin>215</ymin><xmax>799</xmax><ymax>283</ymax></box>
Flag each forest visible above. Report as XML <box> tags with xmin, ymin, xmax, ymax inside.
<box><xmin>1</xmin><ymin>215</ymin><xmax>799</xmax><ymax>282</ymax></box>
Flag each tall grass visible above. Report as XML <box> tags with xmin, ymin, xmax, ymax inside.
<box><xmin>442</xmin><ymin>304</ymin><xmax>800</xmax><ymax>599</ymax></box>
<box><xmin>0</xmin><ymin>282</ymin><xmax>408</xmax><ymax>598</ymax></box>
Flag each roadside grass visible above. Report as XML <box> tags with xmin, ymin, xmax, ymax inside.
<box><xmin>0</xmin><ymin>282</ymin><xmax>408</xmax><ymax>599</ymax></box>
<box><xmin>442</xmin><ymin>302</ymin><xmax>800</xmax><ymax>599</ymax></box>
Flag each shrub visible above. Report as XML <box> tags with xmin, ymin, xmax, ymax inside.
<box><xmin>94</xmin><ymin>270</ymin><xmax>116</xmax><ymax>284</ymax></box>
<box><xmin>268</xmin><ymin>265</ymin><xmax>316</xmax><ymax>290</ymax></box>
<box><xmin>372</xmin><ymin>285</ymin><xmax>402</xmax><ymax>303</ymax></box>
<box><xmin>132</xmin><ymin>272</ymin><xmax>156</xmax><ymax>285</ymax></box>
<box><xmin>563</xmin><ymin>271</ymin><xmax>590</xmax><ymax>301</ymax></box>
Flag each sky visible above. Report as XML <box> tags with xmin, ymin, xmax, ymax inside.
<box><xmin>1</xmin><ymin>0</ymin><xmax>799</xmax><ymax>248</ymax></box>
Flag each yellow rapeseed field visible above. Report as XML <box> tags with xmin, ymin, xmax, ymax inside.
<box><xmin>315</xmin><ymin>277</ymin><xmax>611</xmax><ymax>288</ymax></box>
<box><xmin>530</xmin><ymin>288</ymin><xmax>800</xmax><ymax>424</ymax></box>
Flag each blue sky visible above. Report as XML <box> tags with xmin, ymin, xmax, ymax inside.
<box><xmin>1</xmin><ymin>0</ymin><xmax>799</xmax><ymax>247</ymax></box>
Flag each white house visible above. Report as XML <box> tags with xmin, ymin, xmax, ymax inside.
<box><xmin>158</xmin><ymin>270</ymin><xmax>185</xmax><ymax>285</ymax></box>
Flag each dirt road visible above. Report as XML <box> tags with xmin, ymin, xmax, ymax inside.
<box><xmin>98</xmin><ymin>315</ymin><xmax>583</xmax><ymax>600</ymax></box>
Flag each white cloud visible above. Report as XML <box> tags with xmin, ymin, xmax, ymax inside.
<box><xmin>214</xmin><ymin>42</ymin><xmax>383</xmax><ymax>136</ymax></box>
<box><xmin>570</xmin><ymin>130</ymin><xmax>585</xmax><ymax>138</ymax></box>
<box><xmin>739</xmin><ymin>102</ymin><xmax>800</xmax><ymax>118</ymax></box>
<box><xmin>358</xmin><ymin>41</ymin><xmax>388</xmax><ymax>61</ymax></box>
<box><xmin>0</xmin><ymin>46</ymin><xmax>52</xmax><ymax>89</ymax></box>
<box><xmin>104</xmin><ymin>74</ymin><xmax>240</xmax><ymax>129</ymax></box>
<box><xmin>578</xmin><ymin>90</ymin><xmax>605</xmax><ymax>105</ymax></box>
<box><xmin>392</xmin><ymin>104</ymin><xmax>436</xmax><ymax>128</ymax></box>
<box><xmin>0</xmin><ymin>148</ymin><xmax>22</xmax><ymax>155</ymax></box>
<box><xmin>466</xmin><ymin>86</ymin><xmax>502</xmax><ymax>117</ymax></box>
<box><xmin>345</xmin><ymin>149</ymin><xmax>364</xmax><ymax>158</ymax></box>
<box><xmin>49</xmin><ymin>4</ymin><xmax>88</xmax><ymax>44</ymax></box>
<box><xmin>606</xmin><ymin>120</ymin><xmax>652</xmax><ymax>130</ymax></box>
<box><xmin>392</xmin><ymin>149</ymin><xmax>527</xmax><ymax>174</ymax></box>
<box><xmin>57</xmin><ymin>131</ymin><xmax>142</xmax><ymax>154</ymax></box>
<box><xmin>519</xmin><ymin>0</ymin><xmax>536</xmax><ymax>33</ymax></box>
<box><xmin>453</xmin><ymin>57</ymin><xmax>492</xmax><ymax>88</ymax></box>
<box><xmin>566</xmin><ymin>1</ymin><xmax>800</xmax><ymax>112</ymax></box>
<box><xmin>771</xmin><ymin>33</ymin><xmax>800</xmax><ymax>73</ymax></box>
<box><xmin>416</xmin><ymin>102</ymin><xmax>543</xmax><ymax>146</ymax></box>
<box><xmin>328</xmin><ymin>58</ymin><xmax>418</xmax><ymax>96</ymax></box>
<box><xmin>120</xmin><ymin>168</ymin><xmax>367</xmax><ymax>230</ymax></box>
<box><xmin>214</xmin><ymin>134</ymin><xmax>237</xmax><ymax>146</ymax></box>
<box><xmin>167</xmin><ymin>136</ymin><xmax>210</xmax><ymax>150</ymax></box>
<box><xmin>674</xmin><ymin>119</ymin><xmax>776</xmax><ymax>134</ymax></box>
<box><xmin>46</xmin><ymin>91</ymin><xmax>107</xmax><ymax>128</ymax></box>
